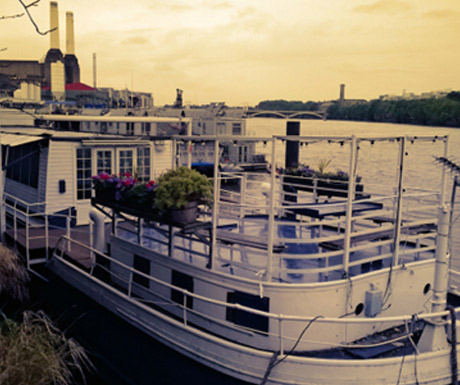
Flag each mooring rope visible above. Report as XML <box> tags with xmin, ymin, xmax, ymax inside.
<box><xmin>260</xmin><ymin>351</ymin><xmax>280</xmax><ymax>385</ymax></box>
<box><xmin>259</xmin><ymin>315</ymin><xmax>323</xmax><ymax>385</ymax></box>
<box><xmin>448</xmin><ymin>305</ymin><xmax>458</xmax><ymax>385</ymax></box>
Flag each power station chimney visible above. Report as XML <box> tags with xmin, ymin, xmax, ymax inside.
<box><xmin>66</xmin><ymin>12</ymin><xmax>75</xmax><ymax>55</ymax></box>
<box><xmin>49</xmin><ymin>1</ymin><xmax>60</xmax><ymax>50</ymax></box>
<box><xmin>64</xmin><ymin>11</ymin><xmax>80</xmax><ymax>84</ymax></box>
<box><xmin>339</xmin><ymin>84</ymin><xmax>345</xmax><ymax>105</ymax></box>
<box><xmin>44</xmin><ymin>1</ymin><xmax>64</xmax><ymax>90</ymax></box>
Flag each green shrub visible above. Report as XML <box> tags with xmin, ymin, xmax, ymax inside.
<box><xmin>154</xmin><ymin>166</ymin><xmax>213</xmax><ymax>211</ymax></box>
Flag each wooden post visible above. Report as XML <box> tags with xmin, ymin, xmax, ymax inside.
<box><xmin>285</xmin><ymin>121</ymin><xmax>300</xmax><ymax>168</ymax></box>
<box><xmin>284</xmin><ymin>121</ymin><xmax>300</xmax><ymax>206</ymax></box>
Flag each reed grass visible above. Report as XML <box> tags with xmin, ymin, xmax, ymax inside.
<box><xmin>0</xmin><ymin>310</ymin><xmax>93</xmax><ymax>385</ymax></box>
<box><xmin>0</xmin><ymin>243</ymin><xmax>29</xmax><ymax>302</ymax></box>
<box><xmin>0</xmin><ymin>244</ymin><xmax>93</xmax><ymax>384</ymax></box>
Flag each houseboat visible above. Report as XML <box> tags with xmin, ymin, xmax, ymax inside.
<box><xmin>3</xmin><ymin>131</ymin><xmax>460</xmax><ymax>384</ymax></box>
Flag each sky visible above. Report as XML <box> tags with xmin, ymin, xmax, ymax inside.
<box><xmin>1</xmin><ymin>0</ymin><xmax>460</xmax><ymax>106</ymax></box>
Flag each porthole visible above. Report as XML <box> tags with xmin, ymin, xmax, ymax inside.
<box><xmin>423</xmin><ymin>283</ymin><xmax>431</xmax><ymax>295</ymax></box>
<box><xmin>355</xmin><ymin>303</ymin><xmax>364</xmax><ymax>315</ymax></box>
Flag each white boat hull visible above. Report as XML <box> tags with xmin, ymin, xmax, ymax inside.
<box><xmin>48</xmin><ymin>256</ymin><xmax>458</xmax><ymax>385</ymax></box>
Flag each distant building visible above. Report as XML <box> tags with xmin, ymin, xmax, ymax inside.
<box><xmin>99</xmin><ymin>88</ymin><xmax>153</xmax><ymax>109</ymax></box>
<box><xmin>0</xmin><ymin>2</ymin><xmax>151</xmax><ymax>110</ymax></box>
<box><xmin>0</xmin><ymin>2</ymin><xmax>79</xmax><ymax>102</ymax></box>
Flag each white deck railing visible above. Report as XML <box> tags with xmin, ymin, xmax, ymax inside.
<box><xmin>52</xmin><ymin>235</ymin><xmax>458</xmax><ymax>355</ymax></box>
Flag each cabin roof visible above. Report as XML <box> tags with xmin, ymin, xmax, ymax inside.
<box><xmin>0</xmin><ymin>127</ymin><xmax>152</xmax><ymax>144</ymax></box>
<box><xmin>0</xmin><ymin>132</ymin><xmax>45</xmax><ymax>147</ymax></box>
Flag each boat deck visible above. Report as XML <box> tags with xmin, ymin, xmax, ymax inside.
<box><xmin>4</xmin><ymin>224</ymin><xmax>112</xmax><ymax>269</ymax></box>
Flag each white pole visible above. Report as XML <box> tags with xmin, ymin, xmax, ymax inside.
<box><xmin>392</xmin><ymin>137</ymin><xmax>406</xmax><ymax>266</ymax></box>
<box><xmin>418</xmin><ymin>204</ymin><xmax>450</xmax><ymax>352</ymax></box>
<box><xmin>342</xmin><ymin>136</ymin><xmax>357</xmax><ymax>275</ymax></box>
<box><xmin>431</xmin><ymin>205</ymin><xmax>450</xmax><ymax>313</ymax></box>
<box><xmin>440</xmin><ymin>136</ymin><xmax>449</xmax><ymax>206</ymax></box>
<box><xmin>266</xmin><ymin>137</ymin><xmax>277</xmax><ymax>281</ymax></box>
<box><xmin>209</xmin><ymin>139</ymin><xmax>219</xmax><ymax>270</ymax></box>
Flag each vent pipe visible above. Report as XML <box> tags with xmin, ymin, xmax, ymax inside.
<box><xmin>49</xmin><ymin>1</ymin><xmax>60</xmax><ymax>50</ymax></box>
<box><xmin>65</xmin><ymin>12</ymin><xmax>75</xmax><ymax>55</ymax></box>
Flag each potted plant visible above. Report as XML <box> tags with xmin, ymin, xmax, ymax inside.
<box><xmin>281</xmin><ymin>161</ymin><xmax>365</xmax><ymax>198</ymax></box>
<box><xmin>154</xmin><ymin>166</ymin><xmax>213</xmax><ymax>224</ymax></box>
<box><xmin>92</xmin><ymin>172</ymin><xmax>158</xmax><ymax>214</ymax></box>
<box><xmin>122</xmin><ymin>180</ymin><xmax>158</xmax><ymax>212</ymax></box>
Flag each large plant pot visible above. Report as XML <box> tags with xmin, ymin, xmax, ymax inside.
<box><xmin>168</xmin><ymin>202</ymin><xmax>198</xmax><ymax>224</ymax></box>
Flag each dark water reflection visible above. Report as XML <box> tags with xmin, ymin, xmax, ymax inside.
<box><xmin>5</xmin><ymin>270</ymin><xmax>247</xmax><ymax>385</ymax></box>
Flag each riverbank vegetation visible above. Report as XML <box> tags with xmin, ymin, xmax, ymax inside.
<box><xmin>256</xmin><ymin>91</ymin><xmax>460</xmax><ymax>128</ymax></box>
<box><xmin>327</xmin><ymin>92</ymin><xmax>460</xmax><ymax>128</ymax></box>
<box><xmin>256</xmin><ymin>99</ymin><xmax>320</xmax><ymax>111</ymax></box>
<box><xmin>0</xmin><ymin>244</ymin><xmax>92</xmax><ymax>384</ymax></box>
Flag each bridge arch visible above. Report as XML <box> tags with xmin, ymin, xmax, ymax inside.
<box><xmin>247</xmin><ymin>111</ymin><xmax>287</xmax><ymax>119</ymax></box>
<box><xmin>245</xmin><ymin>110</ymin><xmax>325</xmax><ymax>120</ymax></box>
<box><xmin>288</xmin><ymin>111</ymin><xmax>324</xmax><ymax>120</ymax></box>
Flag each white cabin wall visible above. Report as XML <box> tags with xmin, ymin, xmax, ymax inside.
<box><xmin>44</xmin><ymin>141</ymin><xmax>77</xmax><ymax>215</ymax></box>
<box><xmin>152</xmin><ymin>141</ymin><xmax>173</xmax><ymax>178</ymax></box>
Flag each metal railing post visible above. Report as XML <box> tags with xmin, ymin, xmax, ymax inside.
<box><xmin>45</xmin><ymin>214</ymin><xmax>49</xmax><ymax>260</ymax></box>
<box><xmin>66</xmin><ymin>208</ymin><xmax>71</xmax><ymax>252</ymax></box>
<box><xmin>89</xmin><ymin>220</ymin><xmax>94</xmax><ymax>262</ymax></box>
<box><xmin>25</xmin><ymin>205</ymin><xmax>30</xmax><ymax>268</ymax></box>
<box><xmin>342</xmin><ymin>136</ymin><xmax>357</xmax><ymax>275</ymax></box>
<box><xmin>266</xmin><ymin>137</ymin><xmax>277</xmax><ymax>281</ymax></box>
<box><xmin>13</xmin><ymin>200</ymin><xmax>17</xmax><ymax>247</ymax></box>
<box><xmin>392</xmin><ymin>137</ymin><xmax>406</xmax><ymax>266</ymax></box>
<box><xmin>128</xmin><ymin>270</ymin><xmax>133</xmax><ymax>297</ymax></box>
<box><xmin>183</xmin><ymin>292</ymin><xmax>188</xmax><ymax>325</ymax></box>
<box><xmin>209</xmin><ymin>139</ymin><xmax>219</xmax><ymax>270</ymax></box>
<box><xmin>278</xmin><ymin>317</ymin><xmax>284</xmax><ymax>355</ymax></box>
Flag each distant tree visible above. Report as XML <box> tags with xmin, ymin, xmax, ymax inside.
<box><xmin>447</xmin><ymin>91</ymin><xmax>460</xmax><ymax>103</ymax></box>
<box><xmin>326</xmin><ymin>96</ymin><xmax>460</xmax><ymax>128</ymax></box>
<box><xmin>256</xmin><ymin>100</ymin><xmax>319</xmax><ymax>111</ymax></box>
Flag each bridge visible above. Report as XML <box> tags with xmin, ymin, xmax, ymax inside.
<box><xmin>244</xmin><ymin>110</ymin><xmax>326</xmax><ymax>120</ymax></box>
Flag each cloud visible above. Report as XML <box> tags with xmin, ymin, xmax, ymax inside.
<box><xmin>200</xmin><ymin>0</ymin><xmax>234</xmax><ymax>10</ymax></box>
<box><xmin>121</xmin><ymin>36</ymin><xmax>150</xmax><ymax>45</ymax></box>
<box><xmin>423</xmin><ymin>9</ymin><xmax>459</xmax><ymax>20</ymax></box>
<box><xmin>147</xmin><ymin>1</ymin><xmax>194</xmax><ymax>13</ymax></box>
<box><xmin>353</xmin><ymin>0</ymin><xmax>412</xmax><ymax>14</ymax></box>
